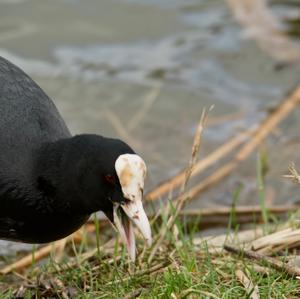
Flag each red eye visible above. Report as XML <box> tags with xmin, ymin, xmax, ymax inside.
<box><xmin>104</xmin><ymin>174</ymin><xmax>114</xmax><ymax>184</ymax></box>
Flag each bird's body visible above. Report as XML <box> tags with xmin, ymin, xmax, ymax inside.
<box><xmin>0</xmin><ymin>56</ymin><xmax>151</xmax><ymax>259</ymax></box>
<box><xmin>0</xmin><ymin>56</ymin><xmax>87</xmax><ymax>243</ymax></box>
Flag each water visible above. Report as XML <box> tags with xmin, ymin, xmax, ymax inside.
<box><xmin>0</xmin><ymin>0</ymin><xmax>300</xmax><ymax>255</ymax></box>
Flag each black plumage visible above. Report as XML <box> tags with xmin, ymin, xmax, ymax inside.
<box><xmin>0</xmin><ymin>56</ymin><xmax>135</xmax><ymax>244</ymax></box>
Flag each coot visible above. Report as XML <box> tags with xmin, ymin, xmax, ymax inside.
<box><xmin>0</xmin><ymin>56</ymin><xmax>151</xmax><ymax>261</ymax></box>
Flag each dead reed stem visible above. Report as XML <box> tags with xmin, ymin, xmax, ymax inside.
<box><xmin>235</xmin><ymin>269</ymin><xmax>260</xmax><ymax>299</ymax></box>
<box><xmin>146</xmin><ymin>127</ymin><xmax>253</xmax><ymax>201</ymax></box>
<box><xmin>180</xmin><ymin>204</ymin><xmax>300</xmax><ymax>228</ymax></box>
<box><xmin>0</xmin><ymin>238</ymin><xmax>68</xmax><ymax>275</ymax></box>
<box><xmin>147</xmin><ymin>85</ymin><xmax>300</xmax><ymax>204</ymax></box>
<box><xmin>173</xmin><ymin>85</ymin><xmax>300</xmax><ymax>205</ymax></box>
<box><xmin>284</xmin><ymin>163</ymin><xmax>300</xmax><ymax>185</ymax></box>
<box><xmin>148</xmin><ymin>108</ymin><xmax>210</xmax><ymax>263</ymax></box>
<box><xmin>224</xmin><ymin>245</ymin><xmax>300</xmax><ymax>278</ymax></box>
<box><xmin>182</xmin><ymin>204</ymin><xmax>300</xmax><ymax>217</ymax></box>
<box><xmin>249</xmin><ymin>227</ymin><xmax>300</xmax><ymax>254</ymax></box>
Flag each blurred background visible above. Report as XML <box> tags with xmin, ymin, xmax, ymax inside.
<box><xmin>1</xmin><ymin>0</ymin><xmax>300</xmax><ymax>252</ymax></box>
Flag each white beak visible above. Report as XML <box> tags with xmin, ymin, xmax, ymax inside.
<box><xmin>113</xmin><ymin>199</ymin><xmax>152</xmax><ymax>261</ymax></box>
<box><xmin>113</xmin><ymin>153</ymin><xmax>151</xmax><ymax>261</ymax></box>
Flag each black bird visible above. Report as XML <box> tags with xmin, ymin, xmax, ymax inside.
<box><xmin>0</xmin><ymin>56</ymin><xmax>151</xmax><ymax>261</ymax></box>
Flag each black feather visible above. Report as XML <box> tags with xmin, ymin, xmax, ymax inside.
<box><xmin>0</xmin><ymin>56</ymin><xmax>133</xmax><ymax>243</ymax></box>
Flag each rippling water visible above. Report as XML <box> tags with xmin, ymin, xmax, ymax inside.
<box><xmin>0</xmin><ymin>0</ymin><xmax>300</xmax><ymax>254</ymax></box>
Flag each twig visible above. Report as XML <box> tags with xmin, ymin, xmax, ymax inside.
<box><xmin>145</xmin><ymin>126</ymin><xmax>253</xmax><ymax>201</ymax></box>
<box><xmin>179</xmin><ymin>204</ymin><xmax>300</xmax><ymax>229</ymax></box>
<box><xmin>59</xmin><ymin>238</ymin><xmax>116</xmax><ymax>271</ymax></box>
<box><xmin>235</xmin><ymin>269</ymin><xmax>260</xmax><ymax>299</ymax></box>
<box><xmin>0</xmin><ymin>238</ymin><xmax>68</xmax><ymax>275</ymax></box>
<box><xmin>250</xmin><ymin>227</ymin><xmax>300</xmax><ymax>254</ymax></box>
<box><xmin>283</xmin><ymin>163</ymin><xmax>300</xmax><ymax>185</ymax></box>
<box><xmin>51</xmin><ymin>277</ymin><xmax>70</xmax><ymax>299</ymax></box>
<box><xmin>252</xmin><ymin>264</ymin><xmax>270</xmax><ymax>276</ymax></box>
<box><xmin>0</xmin><ymin>226</ymin><xmax>98</xmax><ymax>275</ymax></box>
<box><xmin>193</xmin><ymin>226</ymin><xmax>265</xmax><ymax>249</ymax></box>
<box><xmin>224</xmin><ymin>245</ymin><xmax>300</xmax><ymax>278</ymax></box>
<box><xmin>182</xmin><ymin>107</ymin><xmax>211</xmax><ymax>191</ymax></box>
<box><xmin>104</xmin><ymin>261</ymin><xmax>171</xmax><ymax>286</ymax></box>
<box><xmin>182</xmin><ymin>204</ymin><xmax>300</xmax><ymax>217</ymax></box>
<box><xmin>148</xmin><ymin>108</ymin><xmax>210</xmax><ymax>263</ymax></box>
<box><xmin>172</xmin><ymin>85</ymin><xmax>300</xmax><ymax>205</ymax></box>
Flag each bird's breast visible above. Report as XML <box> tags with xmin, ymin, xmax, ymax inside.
<box><xmin>0</xmin><ymin>213</ymin><xmax>90</xmax><ymax>243</ymax></box>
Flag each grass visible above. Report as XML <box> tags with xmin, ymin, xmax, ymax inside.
<box><xmin>1</xmin><ymin>205</ymin><xmax>300</xmax><ymax>298</ymax></box>
<box><xmin>256</xmin><ymin>151</ymin><xmax>269</xmax><ymax>226</ymax></box>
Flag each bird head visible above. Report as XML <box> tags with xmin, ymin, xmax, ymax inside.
<box><xmin>37</xmin><ymin>135</ymin><xmax>151</xmax><ymax>261</ymax></box>
<box><xmin>68</xmin><ymin>135</ymin><xmax>152</xmax><ymax>261</ymax></box>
